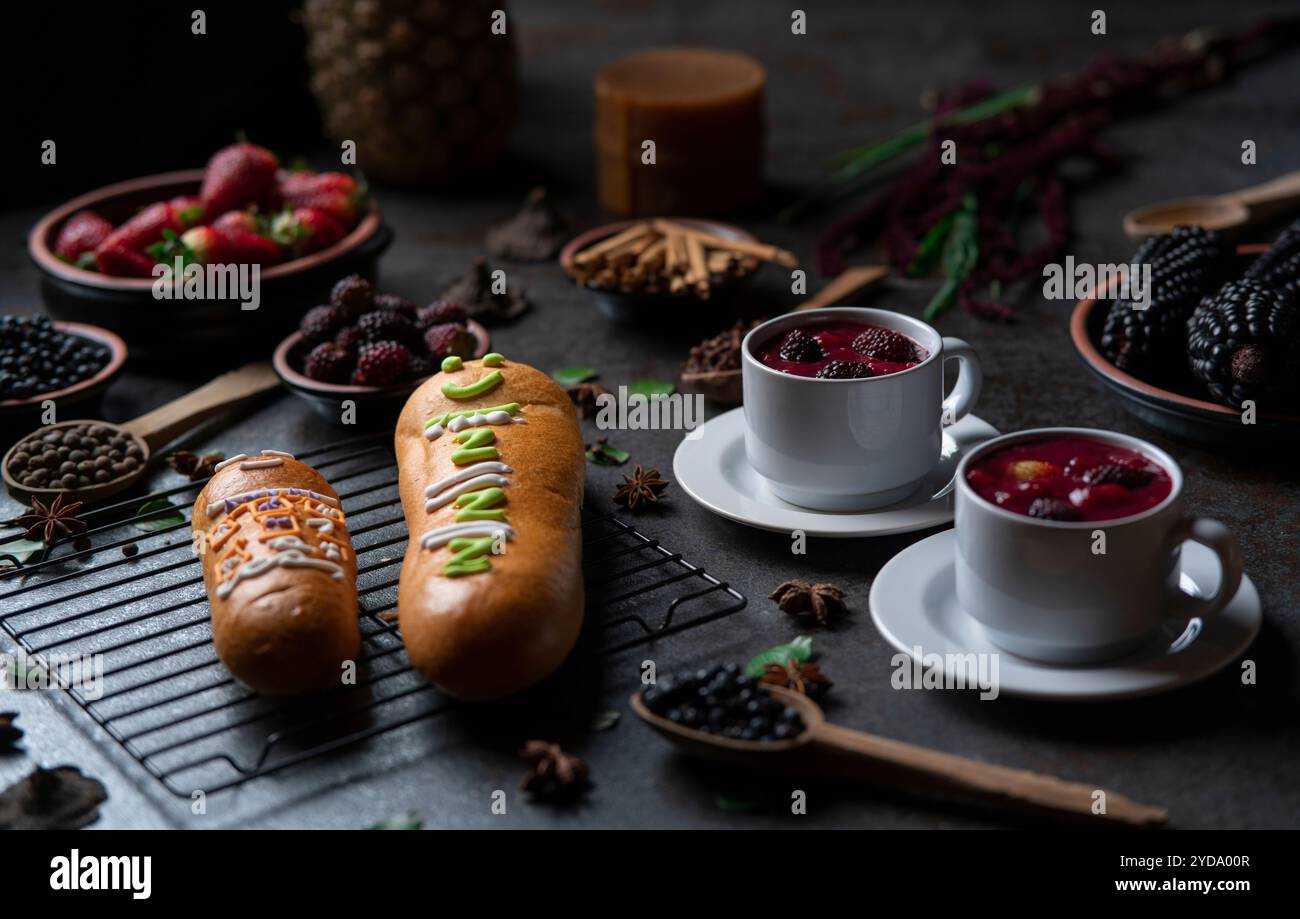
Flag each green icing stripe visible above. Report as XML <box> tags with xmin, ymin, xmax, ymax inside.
<box><xmin>441</xmin><ymin>355</ymin><xmax>463</xmax><ymax>372</ymax></box>
<box><xmin>454</xmin><ymin>487</ymin><xmax>508</xmax><ymax>522</ymax></box>
<box><xmin>450</xmin><ymin>428</ymin><xmax>499</xmax><ymax>465</ymax></box>
<box><xmin>445</xmin><ymin>536</ymin><xmax>495</xmax><ymax>577</ymax></box>
<box><xmin>442</xmin><ymin>369</ymin><xmax>503</xmax><ymax>400</ymax></box>
<box><xmin>425</xmin><ymin>402</ymin><xmax>522</xmax><ymax>428</ymax></box>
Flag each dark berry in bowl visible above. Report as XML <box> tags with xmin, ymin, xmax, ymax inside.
<box><xmin>355</xmin><ymin>309</ymin><xmax>418</xmax><ymax>346</ymax></box>
<box><xmin>815</xmin><ymin>359</ymin><xmax>874</xmax><ymax>380</ymax></box>
<box><xmin>1080</xmin><ymin>463</ymin><xmax>1152</xmax><ymax>489</ymax></box>
<box><xmin>1026</xmin><ymin>497</ymin><xmax>1081</xmax><ymax>521</ymax></box>
<box><xmin>778</xmin><ymin>329</ymin><xmax>823</xmax><ymax>362</ymax></box>
<box><xmin>371</xmin><ymin>292</ymin><xmax>418</xmax><ymax>319</ymax></box>
<box><xmin>352</xmin><ymin>340</ymin><xmax>411</xmax><ymax>387</ymax></box>
<box><xmin>417</xmin><ymin>300</ymin><xmax>467</xmax><ymax>330</ymax></box>
<box><xmin>303</xmin><ymin>342</ymin><xmax>354</xmax><ymax>383</ymax></box>
<box><xmin>330</xmin><ymin>273</ymin><xmax>374</xmax><ymax>318</ymax></box>
<box><xmin>424</xmin><ymin>323</ymin><xmax>477</xmax><ymax>360</ymax></box>
<box><xmin>298</xmin><ymin>303</ymin><xmax>348</xmax><ymax>345</ymax></box>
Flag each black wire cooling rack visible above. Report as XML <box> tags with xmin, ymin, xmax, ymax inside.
<box><xmin>0</xmin><ymin>433</ymin><xmax>745</xmax><ymax>798</ymax></box>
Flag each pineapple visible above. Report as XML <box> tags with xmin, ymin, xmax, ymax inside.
<box><xmin>303</xmin><ymin>0</ymin><xmax>517</xmax><ymax>185</ymax></box>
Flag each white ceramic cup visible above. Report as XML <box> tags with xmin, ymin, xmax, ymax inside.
<box><xmin>954</xmin><ymin>427</ymin><xmax>1244</xmax><ymax>664</ymax></box>
<box><xmin>741</xmin><ymin>307</ymin><xmax>982</xmax><ymax>510</ymax></box>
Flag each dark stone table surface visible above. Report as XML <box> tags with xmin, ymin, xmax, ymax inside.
<box><xmin>2</xmin><ymin>0</ymin><xmax>1297</xmax><ymax>828</ymax></box>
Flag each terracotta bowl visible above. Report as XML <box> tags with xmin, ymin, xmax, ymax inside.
<box><xmin>29</xmin><ymin>169</ymin><xmax>392</xmax><ymax>366</ymax></box>
<box><xmin>560</xmin><ymin>218</ymin><xmax>761</xmax><ymax>322</ymax></box>
<box><xmin>0</xmin><ymin>321</ymin><xmax>127</xmax><ymax>443</ymax></box>
<box><xmin>1070</xmin><ymin>243</ymin><xmax>1300</xmax><ymax>445</ymax></box>
<box><xmin>272</xmin><ymin>320</ymin><xmax>490</xmax><ymax>427</ymax></box>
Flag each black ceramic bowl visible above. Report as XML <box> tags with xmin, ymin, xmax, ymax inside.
<box><xmin>1070</xmin><ymin>243</ymin><xmax>1300</xmax><ymax>446</ymax></box>
<box><xmin>272</xmin><ymin>320</ymin><xmax>490</xmax><ymax>427</ymax></box>
<box><xmin>29</xmin><ymin>169</ymin><xmax>392</xmax><ymax>367</ymax></box>
<box><xmin>0</xmin><ymin>321</ymin><xmax>127</xmax><ymax>444</ymax></box>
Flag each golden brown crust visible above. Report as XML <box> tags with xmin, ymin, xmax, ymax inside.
<box><xmin>193</xmin><ymin>454</ymin><xmax>360</xmax><ymax>695</ymax></box>
<box><xmin>396</xmin><ymin>358</ymin><xmax>585</xmax><ymax>700</ymax></box>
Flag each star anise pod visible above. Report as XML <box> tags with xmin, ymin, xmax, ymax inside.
<box><xmin>17</xmin><ymin>494</ymin><xmax>86</xmax><ymax>545</ymax></box>
<box><xmin>520</xmin><ymin>740</ymin><xmax>591</xmax><ymax>802</ymax></box>
<box><xmin>567</xmin><ymin>382</ymin><xmax>610</xmax><ymax>418</ymax></box>
<box><xmin>613</xmin><ymin>464</ymin><xmax>668</xmax><ymax>512</ymax></box>
<box><xmin>0</xmin><ymin>711</ymin><xmax>22</xmax><ymax>752</ymax></box>
<box><xmin>167</xmin><ymin>450</ymin><xmax>225</xmax><ymax>480</ymax></box>
<box><xmin>770</xmin><ymin>580</ymin><xmax>848</xmax><ymax>626</ymax></box>
<box><xmin>761</xmin><ymin>658</ymin><xmax>833</xmax><ymax>698</ymax></box>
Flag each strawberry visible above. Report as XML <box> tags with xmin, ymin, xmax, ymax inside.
<box><xmin>96</xmin><ymin>243</ymin><xmax>158</xmax><ymax>278</ymax></box>
<box><xmin>97</xmin><ymin>202</ymin><xmax>173</xmax><ymax>253</ymax></box>
<box><xmin>177</xmin><ymin>226</ymin><xmax>282</xmax><ymax>266</ymax></box>
<box><xmin>54</xmin><ymin>210</ymin><xmax>114</xmax><ymax>264</ymax></box>
<box><xmin>271</xmin><ymin>207</ymin><xmax>346</xmax><ymax>256</ymax></box>
<box><xmin>211</xmin><ymin>210</ymin><xmax>266</xmax><ymax>235</ymax></box>
<box><xmin>200</xmin><ymin>142</ymin><xmax>280</xmax><ymax>218</ymax></box>
<box><xmin>278</xmin><ymin>172</ymin><xmax>363</xmax><ymax>225</ymax></box>
<box><xmin>168</xmin><ymin>195</ymin><xmax>206</xmax><ymax>228</ymax></box>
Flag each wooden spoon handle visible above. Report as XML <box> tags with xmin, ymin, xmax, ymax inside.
<box><xmin>1226</xmin><ymin>169</ymin><xmax>1300</xmax><ymax>220</ymax></box>
<box><xmin>120</xmin><ymin>362</ymin><xmax>281</xmax><ymax>453</ymax></box>
<box><xmin>809</xmin><ymin>722</ymin><xmax>1167</xmax><ymax>827</ymax></box>
<box><xmin>794</xmin><ymin>265</ymin><xmax>889</xmax><ymax>311</ymax></box>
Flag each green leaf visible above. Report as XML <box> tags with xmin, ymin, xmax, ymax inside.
<box><xmin>0</xmin><ymin>538</ymin><xmax>45</xmax><ymax>564</ymax></box>
<box><xmin>626</xmin><ymin>380</ymin><xmax>675</xmax><ymax>399</ymax></box>
<box><xmin>366</xmin><ymin>813</ymin><xmax>422</xmax><ymax>830</ymax></box>
<box><xmin>925</xmin><ymin>193</ymin><xmax>979</xmax><ymax>320</ymax></box>
<box><xmin>75</xmin><ymin>252</ymin><xmax>98</xmax><ymax>271</ymax></box>
<box><xmin>589</xmin><ymin>709</ymin><xmax>622</xmax><ymax>732</ymax></box>
<box><xmin>746</xmin><ymin>635</ymin><xmax>814</xmax><ymax>677</ymax></box>
<box><xmin>908</xmin><ymin>212</ymin><xmax>954</xmax><ymax>277</ymax></box>
<box><xmin>552</xmin><ymin>367</ymin><xmax>598</xmax><ymax>388</ymax></box>
<box><xmin>134</xmin><ymin>499</ymin><xmax>185</xmax><ymax>532</ymax></box>
<box><xmin>586</xmin><ymin>442</ymin><xmax>630</xmax><ymax>466</ymax></box>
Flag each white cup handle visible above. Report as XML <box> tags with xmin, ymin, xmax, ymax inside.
<box><xmin>1165</xmin><ymin>517</ymin><xmax>1244</xmax><ymax>622</ymax></box>
<box><xmin>940</xmin><ymin>336</ymin><xmax>982</xmax><ymax>426</ymax></box>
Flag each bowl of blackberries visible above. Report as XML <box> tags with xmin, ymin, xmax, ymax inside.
<box><xmin>1072</xmin><ymin>221</ymin><xmax>1300</xmax><ymax>445</ymax></box>
<box><xmin>274</xmin><ymin>274</ymin><xmax>490</xmax><ymax>424</ymax></box>
<box><xmin>0</xmin><ymin>315</ymin><xmax>125</xmax><ymax>424</ymax></box>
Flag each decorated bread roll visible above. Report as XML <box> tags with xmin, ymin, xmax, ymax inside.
<box><xmin>395</xmin><ymin>353</ymin><xmax>585</xmax><ymax>700</ymax></box>
<box><xmin>192</xmin><ymin>451</ymin><xmax>360</xmax><ymax>695</ymax></box>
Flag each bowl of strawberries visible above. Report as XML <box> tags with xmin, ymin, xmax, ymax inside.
<box><xmin>28</xmin><ymin>141</ymin><xmax>392</xmax><ymax>364</ymax></box>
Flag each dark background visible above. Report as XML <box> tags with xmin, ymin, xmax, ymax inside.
<box><xmin>1</xmin><ymin>0</ymin><xmax>1298</xmax><ymax>829</ymax></box>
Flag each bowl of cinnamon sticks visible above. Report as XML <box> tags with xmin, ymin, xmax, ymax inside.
<box><xmin>561</xmin><ymin>218</ymin><xmax>797</xmax><ymax>321</ymax></box>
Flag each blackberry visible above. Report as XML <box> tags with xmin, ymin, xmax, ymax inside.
<box><xmin>371</xmin><ymin>292</ymin><xmax>418</xmax><ymax>319</ymax></box>
<box><xmin>353</xmin><ymin>340</ymin><xmax>411</xmax><ymax>387</ymax></box>
<box><xmin>334</xmin><ymin>325</ymin><xmax>363</xmax><ymax>356</ymax></box>
<box><xmin>1081</xmin><ymin>463</ymin><xmax>1152</xmax><ymax>489</ymax></box>
<box><xmin>303</xmin><ymin>342</ymin><xmax>354</xmax><ymax>383</ymax></box>
<box><xmin>356</xmin><ymin>309</ymin><xmax>418</xmax><ymax>345</ymax></box>
<box><xmin>1186</xmin><ymin>279</ymin><xmax>1300</xmax><ymax>408</ymax></box>
<box><xmin>1026</xmin><ymin>497</ymin><xmax>1080</xmax><ymax>521</ymax></box>
<box><xmin>298</xmin><ymin>303</ymin><xmax>347</xmax><ymax>345</ymax></box>
<box><xmin>329</xmin><ymin>274</ymin><xmax>373</xmax><ymax>317</ymax></box>
<box><xmin>416</xmin><ymin>300</ymin><xmax>467</xmax><ymax>330</ymax></box>
<box><xmin>815</xmin><ymin>359</ymin><xmax>873</xmax><ymax>379</ymax></box>
<box><xmin>423</xmin><ymin>323</ymin><xmax>476</xmax><ymax>359</ymax></box>
<box><xmin>778</xmin><ymin>329</ymin><xmax>823</xmax><ymax>362</ymax></box>
<box><xmin>852</xmin><ymin>327</ymin><xmax>916</xmax><ymax>363</ymax></box>
<box><xmin>1100</xmin><ymin>226</ymin><xmax>1232</xmax><ymax>380</ymax></box>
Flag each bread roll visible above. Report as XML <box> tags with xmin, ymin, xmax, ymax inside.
<box><xmin>193</xmin><ymin>451</ymin><xmax>360</xmax><ymax>694</ymax></box>
<box><xmin>395</xmin><ymin>355</ymin><xmax>585</xmax><ymax>700</ymax></box>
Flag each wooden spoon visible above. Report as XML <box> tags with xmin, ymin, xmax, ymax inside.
<box><xmin>680</xmin><ymin>265</ymin><xmax>891</xmax><ymax>405</ymax></box>
<box><xmin>631</xmin><ymin>685</ymin><xmax>1168</xmax><ymax>827</ymax></box>
<box><xmin>1123</xmin><ymin>169</ymin><xmax>1300</xmax><ymax>240</ymax></box>
<box><xmin>3</xmin><ymin>362</ymin><xmax>281</xmax><ymax>506</ymax></box>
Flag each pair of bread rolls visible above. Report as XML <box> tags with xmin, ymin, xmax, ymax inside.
<box><xmin>194</xmin><ymin>357</ymin><xmax>584</xmax><ymax>700</ymax></box>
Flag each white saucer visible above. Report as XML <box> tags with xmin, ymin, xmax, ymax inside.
<box><xmin>672</xmin><ymin>408</ymin><xmax>999</xmax><ymax>537</ymax></box>
<box><xmin>869</xmin><ymin>529</ymin><xmax>1262</xmax><ymax>701</ymax></box>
